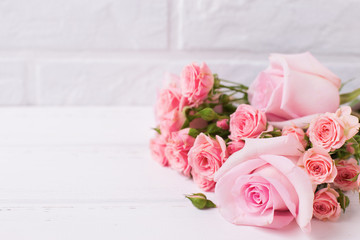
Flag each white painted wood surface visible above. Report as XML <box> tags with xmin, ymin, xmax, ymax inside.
<box><xmin>0</xmin><ymin>106</ymin><xmax>359</xmax><ymax>240</ymax></box>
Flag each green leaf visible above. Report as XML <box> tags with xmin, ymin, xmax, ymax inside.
<box><xmin>340</xmin><ymin>88</ymin><xmax>360</xmax><ymax>104</ymax></box>
<box><xmin>340</xmin><ymin>78</ymin><xmax>356</xmax><ymax>91</ymax></box>
<box><xmin>188</xmin><ymin>128</ymin><xmax>200</xmax><ymax>138</ymax></box>
<box><xmin>181</xmin><ymin>119</ymin><xmax>190</xmax><ymax>129</ymax></box>
<box><xmin>152</xmin><ymin>128</ymin><xmax>161</xmax><ymax>134</ymax></box>
<box><xmin>196</xmin><ymin>108</ymin><xmax>218</xmax><ymax>121</ymax></box>
<box><xmin>315</xmin><ymin>183</ymin><xmax>328</xmax><ymax>192</ymax></box>
<box><xmin>337</xmin><ymin>190</ymin><xmax>350</xmax><ymax>213</ymax></box>
<box><xmin>205</xmin><ymin>123</ymin><xmax>230</xmax><ymax>139</ymax></box>
<box><xmin>219</xmin><ymin>94</ymin><xmax>230</xmax><ymax>104</ymax></box>
<box><xmin>346</xmin><ymin>173</ymin><xmax>360</xmax><ymax>182</ymax></box>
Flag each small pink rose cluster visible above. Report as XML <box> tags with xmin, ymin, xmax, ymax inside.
<box><xmin>150</xmin><ymin>52</ymin><xmax>360</xmax><ymax>232</ymax></box>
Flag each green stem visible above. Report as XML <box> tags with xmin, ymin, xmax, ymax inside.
<box><xmin>340</xmin><ymin>88</ymin><xmax>360</xmax><ymax>104</ymax></box>
<box><xmin>219</xmin><ymin>84</ymin><xmax>247</xmax><ymax>94</ymax></box>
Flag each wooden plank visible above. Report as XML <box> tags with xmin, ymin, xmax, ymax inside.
<box><xmin>0</xmin><ymin>107</ymin><xmax>357</xmax><ymax>240</ymax></box>
<box><xmin>0</xmin><ymin>145</ymin><xmax>200</xmax><ymax>202</ymax></box>
<box><xmin>0</xmin><ymin>200</ymin><xmax>358</xmax><ymax>240</ymax></box>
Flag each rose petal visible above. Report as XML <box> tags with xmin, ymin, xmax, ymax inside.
<box><xmin>214</xmin><ymin>135</ymin><xmax>304</xmax><ymax>181</ymax></box>
<box><xmin>259</xmin><ymin>154</ymin><xmax>314</xmax><ymax>232</ymax></box>
<box><xmin>269</xmin><ymin>114</ymin><xmax>319</xmax><ymax>129</ymax></box>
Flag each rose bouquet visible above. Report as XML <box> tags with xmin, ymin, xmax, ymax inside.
<box><xmin>150</xmin><ymin>52</ymin><xmax>360</xmax><ymax>232</ymax></box>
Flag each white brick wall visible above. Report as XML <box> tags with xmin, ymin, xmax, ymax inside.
<box><xmin>0</xmin><ymin>0</ymin><xmax>359</xmax><ymax>105</ymax></box>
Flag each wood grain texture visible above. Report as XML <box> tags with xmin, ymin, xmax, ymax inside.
<box><xmin>0</xmin><ymin>107</ymin><xmax>359</xmax><ymax>240</ymax></box>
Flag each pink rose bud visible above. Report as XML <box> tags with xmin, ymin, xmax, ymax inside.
<box><xmin>229</xmin><ymin>104</ymin><xmax>267</xmax><ymax>141</ymax></box>
<box><xmin>216</xmin><ymin>119</ymin><xmax>229</xmax><ymax>130</ymax></box>
<box><xmin>346</xmin><ymin>142</ymin><xmax>355</xmax><ymax>155</ymax></box>
<box><xmin>188</xmin><ymin>133</ymin><xmax>228</xmax><ymax>191</ymax></box>
<box><xmin>227</xmin><ymin>141</ymin><xmax>245</xmax><ymax>155</ymax></box>
<box><xmin>213</xmin><ymin>104</ymin><xmax>223</xmax><ymax>114</ymax></box>
<box><xmin>149</xmin><ymin>134</ymin><xmax>168</xmax><ymax>167</ymax></box>
<box><xmin>313</xmin><ymin>188</ymin><xmax>341</xmax><ymax>221</ymax></box>
<box><xmin>282</xmin><ymin>125</ymin><xmax>307</xmax><ymax>148</ymax></box>
<box><xmin>248</xmin><ymin>52</ymin><xmax>340</xmax><ymax>122</ymax></box>
<box><xmin>334</xmin><ymin>159</ymin><xmax>360</xmax><ymax>191</ymax></box>
<box><xmin>165</xmin><ymin>128</ymin><xmax>195</xmax><ymax>177</ymax></box>
<box><xmin>189</xmin><ymin>118</ymin><xmax>208</xmax><ymax>129</ymax></box>
<box><xmin>298</xmin><ymin>147</ymin><xmax>337</xmax><ymax>184</ymax></box>
<box><xmin>185</xmin><ymin>193</ymin><xmax>216</xmax><ymax>209</ymax></box>
<box><xmin>180</xmin><ymin>62</ymin><xmax>214</xmax><ymax>107</ymax></box>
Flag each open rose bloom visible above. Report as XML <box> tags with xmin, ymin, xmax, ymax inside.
<box><xmin>215</xmin><ymin>135</ymin><xmax>313</xmax><ymax>231</ymax></box>
<box><xmin>248</xmin><ymin>52</ymin><xmax>341</xmax><ymax>128</ymax></box>
<box><xmin>150</xmin><ymin>53</ymin><xmax>360</xmax><ymax>232</ymax></box>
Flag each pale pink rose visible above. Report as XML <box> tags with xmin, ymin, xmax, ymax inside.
<box><xmin>188</xmin><ymin>133</ymin><xmax>228</xmax><ymax>191</ymax></box>
<box><xmin>215</xmin><ymin>135</ymin><xmax>313</xmax><ymax>232</ymax></box>
<box><xmin>248</xmin><ymin>52</ymin><xmax>340</xmax><ymax>125</ymax></box>
<box><xmin>192</xmin><ymin>171</ymin><xmax>216</xmax><ymax>192</ymax></box>
<box><xmin>307</xmin><ymin>112</ymin><xmax>345</xmax><ymax>152</ymax></box>
<box><xmin>335</xmin><ymin>106</ymin><xmax>360</xmax><ymax>140</ymax></box>
<box><xmin>216</xmin><ymin>119</ymin><xmax>229</xmax><ymax>130</ymax></box>
<box><xmin>313</xmin><ymin>188</ymin><xmax>341</xmax><ymax>221</ymax></box>
<box><xmin>334</xmin><ymin>159</ymin><xmax>360</xmax><ymax>191</ymax></box>
<box><xmin>298</xmin><ymin>148</ymin><xmax>337</xmax><ymax>184</ymax></box>
<box><xmin>229</xmin><ymin>104</ymin><xmax>267</xmax><ymax>141</ymax></box>
<box><xmin>282</xmin><ymin>125</ymin><xmax>307</xmax><ymax>148</ymax></box>
<box><xmin>227</xmin><ymin>141</ymin><xmax>245</xmax><ymax>155</ymax></box>
<box><xmin>164</xmin><ymin>128</ymin><xmax>195</xmax><ymax>177</ymax></box>
<box><xmin>180</xmin><ymin>62</ymin><xmax>214</xmax><ymax>107</ymax></box>
<box><xmin>149</xmin><ymin>134</ymin><xmax>168</xmax><ymax>167</ymax></box>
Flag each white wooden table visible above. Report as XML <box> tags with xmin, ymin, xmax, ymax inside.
<box><xmin>0</xmin><ymin>107</ymin><xmax>358</xmax><ymax>240</ymax></box>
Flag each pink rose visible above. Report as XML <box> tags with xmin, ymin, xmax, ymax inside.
<box><xmin>282</xmin><ymin>125</ymin><xmax>307</xmax><ymax>148</ymax></box>
<box><xmin>227</xmin><ymin>141</ymin><xmax>245</xmax><ymax>155</ymax></box>
<box><xmin>155</xmin><ymin>83</ymin><xmax>182</xmax><ymax>122</ymax></box>
<box><xmin>159</xmin><ymin>110</ymin><xmax>186</xmax><ymax>137</ymax></box>
<box><xmin>335</xmin><ymin>106</ymin><xmax>360</xmax><ymax>139</ymax></box>
<box><xmin>313</xmin><ymin>188</ymin><xmax>341</xmax><ymax>221</ymax></box>
<box><xmin>149</xmin><ymin>134</ymin><xmax>168</xmax><ymax>167</ymax></box>
<box><xmin>334</xmin><ymin>159</ymin><xmax>360</xmax><ymax>191</ymax></box>
<box><xmin>229</xmin><ymin>104</ymin><xmax>267</xmax><ymax>141</ymax></box>
<box><xmin>180</xmin><ymin>62</ymin><xmax>214</xmax><ymax>107</ymax></box>
<box><xmin>215</xmin><ymin>135</ymin><xmax>313</xmax><ymax>232</ymax></box>
<box><xmin>192</xmin><ymin>171</ymin><xmax>216</xmax><ymax>192</ymax></box>
<box><xmin>298</xmin><ymin>148</ymin><xmax>337</xmax><ymax>184</ymax></box>
<box><xmin>307</xmin><ymin>107</ymin><xmax>359</xmax><ymax>152</ymax></box>
<box><xmin>164</xmin><ymin>128</ymin><xmax>195</xmax><ymax>177</ymax></box>
<box><xmin>188</xmin><ymin>133</ymin><xmax>228</xmax><ymax>191</ymax></box>
<box><xmin>155</xmin><ymin>81</ymin><xmax>186</xmax><ymax>136</ymax></box>
<box><xmin>216</xmin><ymin>119</ymin><xmax>229</xmax><ymax>130</ymax></box>
<box><xmin>346</xmin><ymin>142</ymin><xmax>355</xmax><ymax>155</ymax></box>
<box><xmin>248</xmin><ymin>52</ymin><xmax>340</xmax><ymax>125</ymax></box>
